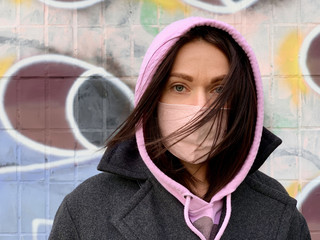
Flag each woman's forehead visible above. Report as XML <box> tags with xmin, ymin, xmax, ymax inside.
<box><xmin>169</xmin><ymin>40</ymin><xmax>229</xmax><ymax>82</ymax></box>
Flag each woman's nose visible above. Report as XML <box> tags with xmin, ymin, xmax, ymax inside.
<box><xmin>193</xmin><ymin>90</ymin><xmax>208</xmax><ymax>107</ymax></box>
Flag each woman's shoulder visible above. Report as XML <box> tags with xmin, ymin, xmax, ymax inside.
<box><xmin>243</xmin><ymin>171</ymin><xmax>295</xmax><ymax>204</ymax></box>
<box><xmin>50</xmin><ymin>173</ymin><xmax>142</xmax><ymax>239</ymax></box>
<box><xmin>65</xmin><ymin>172</ymin><xmax>141</xmax><ymax>207</ymax></box>
<box><xmin>246</xmin><ymin>171</ymin><xmax>289</xmax><ymax>195</ymax></box>
<box><xmin>224</xmin><ymin>171</ymin><xmax>311</xmax><ymax>239</ymax></box>
<box><xmin>59</xmin><ymin>173</ymin><xmax>139</xmax><ymax>215</ymax></box>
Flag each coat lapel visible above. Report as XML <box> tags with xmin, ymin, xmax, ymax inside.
<box><xmin>110</xmin><ymin>178</ymin><xmax>199</xmax><ymax>240</ymax></box>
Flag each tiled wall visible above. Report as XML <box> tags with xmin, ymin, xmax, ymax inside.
<box><xmin>0</xmin><ymin>0</ymin><xmax>319</xmax><ymax>239</ymax></box>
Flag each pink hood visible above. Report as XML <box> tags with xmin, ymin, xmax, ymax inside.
<box><xmin>134</xmin><ymin>17</ymin><xmax>264</xmax><ymax>239</ymax></box>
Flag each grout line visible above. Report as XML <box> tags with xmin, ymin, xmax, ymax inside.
<box><xmin>73</xmin><ymin>9</ymin><xmax>78</xmax><ymax>59</ymax></box>
<box><xmin>43</xmin><ymin>3</ymin><xmax>51</xmax><ymax>236</ymax></box>
<box><xmin>270</xmin><ymin>1</ymin><xmax>275</xmax><ymax>179</ymax></box>
<box><xmin>16</xmin><ymin>2</ymin><xmax>22</xmax><ymax>233</ymax></box>
<box><xmin>73</xmin><ymin>9</ymin><xmax>79</xmax><ymax>190</ymax></box>
<box><xmin>17</xmin><ymin>143</ymin><xmax>21</xmax><ymax>239</ymax></box>
<box><xmin>297</xmin><ymin>0</ymin><xmax>303</xmax><ymax>191</ymax></box>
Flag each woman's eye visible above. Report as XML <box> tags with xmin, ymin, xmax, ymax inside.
<box><xmin>173</xmin><ymin>85</ymin><xmax>185</xmax><ymax>92</ymax></box>
<box><xmin>214</xmin><ymin>86</ymin><xmax>223</xmax><ymax>94</ymax></box>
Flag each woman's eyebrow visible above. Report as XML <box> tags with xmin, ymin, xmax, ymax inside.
<box><xmin>210</xmin><ymin>75</ymin><xmax>227</xmax><ymax>83</ymax></box>
<box><xmin>169</xmin><ymin>73</ymin><xmax>227</xmax><ymax>83</ymax></box>
<box><xmin>169</xmin><ymin>73</ymin><xmax>193</xmax><ymax>82</ymax></box>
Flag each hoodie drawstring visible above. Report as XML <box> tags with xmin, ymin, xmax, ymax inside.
<box><xmin>184</xmin><ymin>194</ymin><xmax>231</xmax><ymax>240</ymax></box>
<box><xmin>214</xmin><ymin>194</ymin><xmax>232</xmax><ymax>240</ymax></box>
<box><xmin>183</xmin><ymin>195</ymin><xmax>206</xmax><ymax>240</ymax></box>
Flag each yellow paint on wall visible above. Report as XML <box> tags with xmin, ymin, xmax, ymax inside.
<box><xmin>276</xmin><ymin>32</ymin><xmax>308</xmax><ymax>104</ymax></box>
<box><xmin>11</xmin><ymin>0</ymin><xmax>32</xmax><ymax>5</ymax></box>
<box><xmin>0</xmin><ymin>56</ymin><xmax>16</xmax><ymax>78</ymax></box>
<box><xmin>286</xmin><ymin>181</ymin><xmax>300</xmax><ymax>198</ymax></box>
<box><xmin>145</xmin><ymin>0</ymin><xmax>186</xmax><ymax>11</ymax></box>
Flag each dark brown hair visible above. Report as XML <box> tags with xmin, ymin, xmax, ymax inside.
<box><xmin>107</xmin><ymin>26</ymin><xmax>257</xmax><ymax>201</ymax></box>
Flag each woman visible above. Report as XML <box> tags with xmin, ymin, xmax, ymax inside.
<box><xmin>49</xmin><ymin>17</ymin><xmax>310</xmax><ymax>239</ymax></box>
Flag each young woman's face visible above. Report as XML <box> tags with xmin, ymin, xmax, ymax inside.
<box><xmin>160</xmin><ymin>39</ymin><xmax>230</xmax><ymax>106</ymax></box>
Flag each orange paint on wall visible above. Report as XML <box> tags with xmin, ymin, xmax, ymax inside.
<box><xmin>276</xmin><ymin>31</ymin><xmax>308</xmax><ymax>104</ymax></box>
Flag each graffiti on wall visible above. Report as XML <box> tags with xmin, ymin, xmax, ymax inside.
<box><xmin>0</xmin><ymin>0</ymin><xmax>320</xmax><ymax>238</ymax></box>
<box><xmin>276</xmin><ymin>30</ymin><xmax>307</xmax><ymax>105</ymax></box>
<box><xmin>0</xmin><ymin>54</ymin><xmax>133</xmax><ymax>172</ymax></box>
<box><xmin>182</xmin><ymin>0</ymin><xmax>259</xmax><ymax>14</ymax></box>
<box><xmin>300</xmin><ymin>25</ymin><xmax>320</xmax><ymax>95</ymax></box>
<box><xmin>297</xmin><ymin>175</ymin><xmax>320</xmax><ymax>234</ymax></box>
<box><xmin>275</xmin><ymin>23</ymin><xmax>320</xmax><ymax>236</ymax></box>
<box><xmin>38</xmin><ymin>0</ymin><xmax>103</xmax><ymax>9</ymax></box>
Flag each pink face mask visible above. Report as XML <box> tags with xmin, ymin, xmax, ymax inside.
<box><xmin>157</xmin><ymin>102</ymin><xmax>227</xmax><ymax>164</ymax></box>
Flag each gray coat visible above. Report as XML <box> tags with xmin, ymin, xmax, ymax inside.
<box><xmin>49</xmin><ymin>128</ymin><xmax>310</xmax><ymax>239</ymax></box>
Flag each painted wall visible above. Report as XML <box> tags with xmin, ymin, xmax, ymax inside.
<box><xmin>0</xmin><ymin>0</ymin><xmax>319</xmax><ymax>239</ymax></box>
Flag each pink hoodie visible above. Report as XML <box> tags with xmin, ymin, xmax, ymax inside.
<box><xmin>134</xmin><ymin>17</ymin><xmax>264</xmax><ymax>240</ymax></box>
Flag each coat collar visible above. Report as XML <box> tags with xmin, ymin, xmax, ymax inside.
<box><xmin>249</xmin><ymin>127</ymin><xmax>282</xmax><ymax>174</ymax></box>
<box><xmin>98</xmin><ymin>127</ymin><xmax>282</xmax><ymax>179</ymax></box>
<box><xmin>97</xmin><ymin>137</ymin><xmax>148</xmax><ymax>180</ymax></box>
